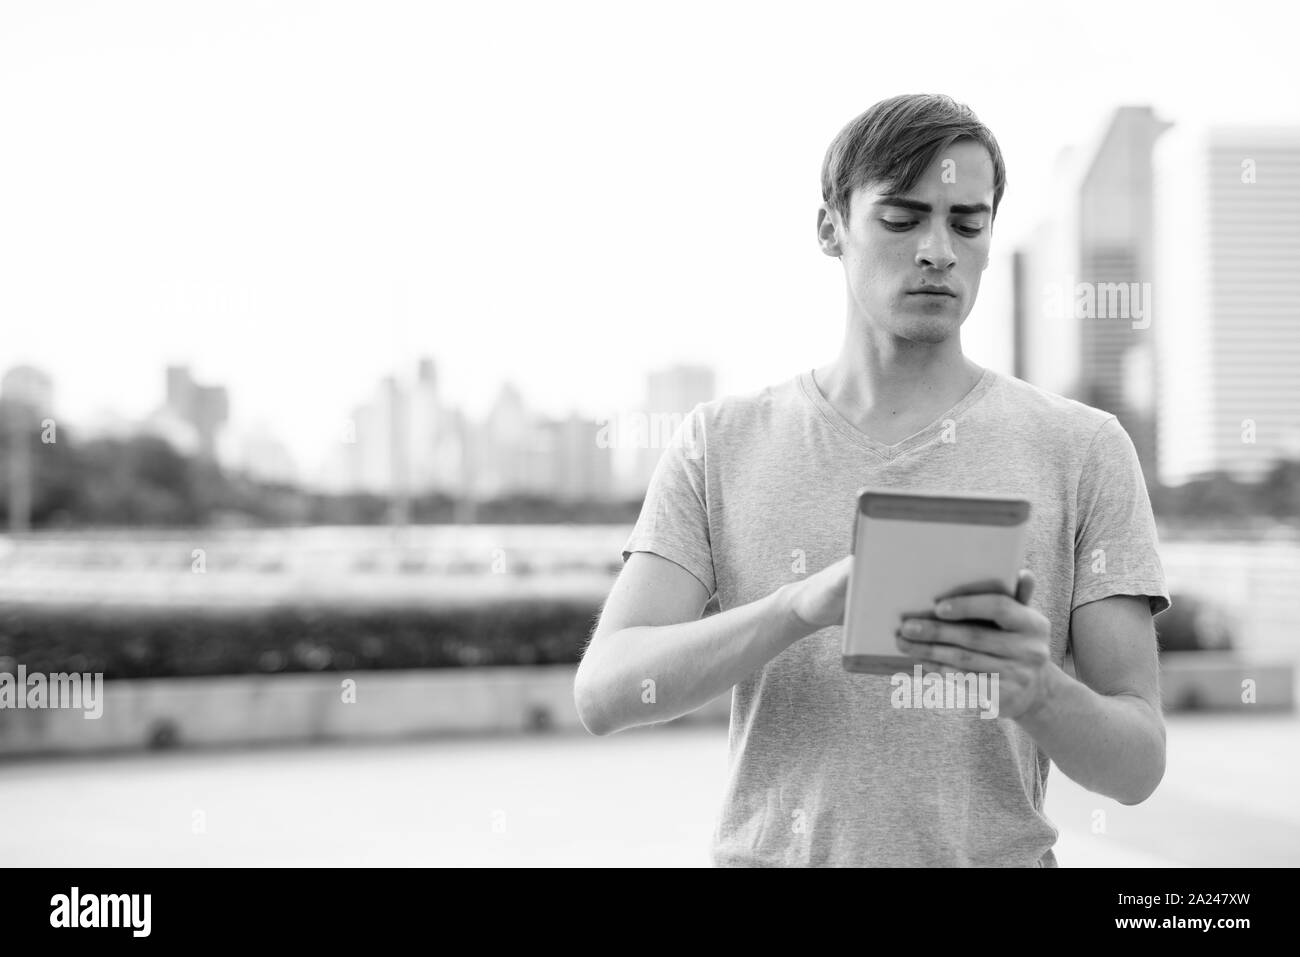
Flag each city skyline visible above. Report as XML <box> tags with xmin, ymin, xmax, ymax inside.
<box><xmin>1</xmin><ymin>356</ymin><xmax>720</xmax><ymax>500</ymax></box>
<box><xmin>12</xmin><ymin>85</ymin><xmax>1300</xmax><ymax>500</ymax></box>
<box><xmin>5</xmin><ymin>2</ymin><xmax>1300</xmax><ymax>477</ymax></box>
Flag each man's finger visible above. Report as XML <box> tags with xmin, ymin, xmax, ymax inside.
<box><xmin>1016</xmin><ymin>569</ymin><xmax>1036</xmax><ymax>606</ymax></box>
<box><xmin>931</xmin><ymin>591</ymin><xmax>1032</xmax><ymax>631</ymax></box>
<box><xmin>932</xmin><ymin>577</ymin><xmax>1008</xmax><ymax>602</ymax></box>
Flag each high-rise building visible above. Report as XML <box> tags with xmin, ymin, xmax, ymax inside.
<box><xmin>350</xmin><ymin>374</ymin><xmax>401</xmax><ymax>495</ymax></box>
<box><xmin>407</xmin><ymin>356</ymin><xmax>441</xmax><ymax>495</ymax></box>
<box><xmin>1014</xmin><ymin>107</ymin><xmax>1171</xmax><ymax>480</ymax></box>
<box><xmin>1154</xmin><ymin>125</ymin><xmax>1300</xmax><ymax>485</ymax></box>
<box><xmin>1</xmin><ymin>365</ymin><xmax>54</xmax><ymax>532</ymax></box>
<box><xmin>1076</xmin><ymin>107</ymin><xmax>1170</xmax><ymax>476</ymax></box>
<box><xmin>403</xmin><ymin>355</ymin><xmax>471</xmax><ymax>498</ymax></box>
<box><xmin>334</xmin><ymin>358</ymin><xmax>474</xmax><ymax>503</ymax></box>
<box><xmin>159</xmin><ymin>365</ymin><xmax>229</xmax><ymax>462</ymax></box>
<box><xmin>473</xmin><ymin>386</ymin><xmax>619</xmax><ymax>502</ymax></box>
<box><xmin>433</xmin><ymin>405</ymin><xmax>472</xmax><ymax>499</ymax></box>
<box><xmin>549</xmin><ymin>413</ymin><xmax>615</xmax><ymax>502</ymax></box>
<box><xmin>1014</xmin><ymin>143</ymin><xmax>1084</xmax><ymax>400</ymax></box>
<box><xmin>478</xmin><ymin>381</ymin><xmax>542</xmax><ymax>498</ymax></box>
<box><xmin>332</xmin><ymin>362</ymin><xmax>654</xmax><ymax>505</ymax></box>
<box><xmin>630</xmin><ymin>363</ymin><xmax>717</xmax><ymax>495</ymax></box>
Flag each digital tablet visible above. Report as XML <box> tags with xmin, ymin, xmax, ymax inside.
<box><xmin>842</xmin><ymin>488</ymin><xmax>1031</xmax><ymax>675</ymax></box>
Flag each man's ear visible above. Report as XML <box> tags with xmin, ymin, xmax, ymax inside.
<box><xmin>817</xmin><ymin>204</ymin><xmax>842</xmax><ymax>258</ymax></box>
<box><xmin>983</xmin><ymin>217</ymin><xmax>996</xmax><ymax>270</ymax></box>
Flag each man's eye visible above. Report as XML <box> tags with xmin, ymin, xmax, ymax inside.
<box><xmin>880</xmin><ymin>220</ymin><xmax>916</xmax><ymax>231</ymax></box>
<box><xmin>955</xmin><ymin>224</ymin><xmax>984</xmax><ymax>236</ymax></box>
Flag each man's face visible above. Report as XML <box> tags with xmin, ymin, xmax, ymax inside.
<box><xmin>818</xmin><ymin>138</ymin><xmax>995</xmax><ymax>344</ymax></box>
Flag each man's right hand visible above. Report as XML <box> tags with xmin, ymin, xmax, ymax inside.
<box><xmin>781</xmin><ymin>555</ymin><xmax>854</xmax><ymax>632</ymax></box>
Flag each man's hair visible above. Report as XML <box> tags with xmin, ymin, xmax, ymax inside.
<box><xmin>821</xmin><ymin>94</ymin><xmax>1007</xmax><ymax>225</ymax></box>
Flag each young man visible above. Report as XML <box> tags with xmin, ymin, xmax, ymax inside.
<box><xmin>573</xmin><ymin>94</ymin><xmax>1171</xmax><ymax>867</ymax></box>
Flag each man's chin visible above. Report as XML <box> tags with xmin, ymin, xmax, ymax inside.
<box><xmin>885</xmin><ymin>313</ymin><xmax>962</xmax><ymax>344</ymax></box>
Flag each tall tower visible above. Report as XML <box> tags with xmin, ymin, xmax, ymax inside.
<box><xmin>1154</xmin><ymin>125</ymin><xmax>1300</xmax><ymax>485</ymax></box>
<box><xmin>1013</xmin><ymin>106</ymin><xmax>1171</xmax><ymax>481</ymax></box>
<box><xmin>631</xmin><ymin>364</ymin><xmax>717</xmax><ymax>496</ymax></box>
<box><xmin>1</xmin><ymin>365</ymin><xmax>54</xmax><ymax>532</ymax></box>
<box><xmin>1075</xmin><ymin>106</ymin><xmax>1172</xmax><ymax>478</ymax></box>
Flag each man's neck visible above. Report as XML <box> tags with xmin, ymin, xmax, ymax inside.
<box><xmin>812</xmin><ymin>338</ymin><xmax>984</xmax><ymax>443</ymax></box>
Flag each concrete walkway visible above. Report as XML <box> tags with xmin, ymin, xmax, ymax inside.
<box><xmin>2</xmin><ymin>712</ymin><xmax>1297</xmax><ymax>867</ymax></box>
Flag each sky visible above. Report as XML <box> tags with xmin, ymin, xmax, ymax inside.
<box><xmin>2</xmin><ymin>0</ymin><xmax>1298</xmax><ymax>475</ymax></box>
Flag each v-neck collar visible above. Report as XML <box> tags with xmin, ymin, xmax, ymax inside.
<box><xmin>798</xmin><ymin>365</ymin><xmax>997</xmax><ymax>460</ymax></box>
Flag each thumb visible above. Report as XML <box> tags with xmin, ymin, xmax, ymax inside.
<box><xmin>1015</xmin><ymin>569</ymin><xmax>1036</xmax><ymax>606</ymax></box>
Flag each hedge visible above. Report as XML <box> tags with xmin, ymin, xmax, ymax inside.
<box><xmin>0</xmin><ymin>590</ymin><xmax>1217</xmax><ymax>681</ymax></box>
<box><xmin>0</xmin><ymin>600</ymin><xmax>603</xmax><ymax>680</ymax></box>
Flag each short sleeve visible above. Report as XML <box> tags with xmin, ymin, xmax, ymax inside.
<box><xmin>1072</xmin><ymin>416</ymin><xmax>1171</xmax><ymax>617</ymax></box>
<box><xmin>621</xmin><ymin>403</ymin><xmax>716</xmax><ymax>596</ymax></box>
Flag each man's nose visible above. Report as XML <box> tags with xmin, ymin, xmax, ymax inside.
<box><xmin>915</xmin><ymin>224</ymin><xmax>956</xmax><ymax>270</ymax></box>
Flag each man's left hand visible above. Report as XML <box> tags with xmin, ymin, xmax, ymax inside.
<box><xmin>895</xmin><ymin>569</ymin><xmax>1054</xmax><ymax>720</ymax></box>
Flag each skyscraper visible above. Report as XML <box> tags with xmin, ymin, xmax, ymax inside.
<box><xmin>1015</xmin><ymin>107</ymin><xmax>1171</xmax><ymax>479</ymax></box>
<box><xmin>631</xmin><ymin>364</ymin><xmax>717</xmax><ymax>495</ymax></box>
<box><xmin>1154</xmin><ymin>124</ymin><xmax>1300</xmax><ymax>485</ymax></box>
<box><xmin>479</xmin><ymin>381</ymin><xmax>535</xmax><ymax>499</ymax></box>
<box><xmin>161</xmin><ymin>365</ymin><xmax>229</xmax><ymax>463</ymax></box>
<box><xmin>1076</xmin><ymin>107</ymin><xmax>1171</xmax><ymax>476</ymax></box>
<box><xmin>1</xmin><ymin>365</ymin><xmax>54</xmax><ymax>532</ymax></box>
<box><xmin>550</xmin><ymin>413</ymin><xmax>615</xmax><ymax>503</ymax></box>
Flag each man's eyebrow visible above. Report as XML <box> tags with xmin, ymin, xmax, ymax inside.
<box><xmin>873</xmin><ymin>197</ymin><xmax>992</xmax><ymax>215</ymax></box>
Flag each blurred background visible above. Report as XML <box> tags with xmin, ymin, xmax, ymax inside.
<box><xmin>1</xmin><ymin>0</ymin><xmax>1298</xmax><ymax>866</ymax></box>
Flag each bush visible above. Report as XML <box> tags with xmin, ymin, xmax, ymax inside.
<box><xmin>0</xmin><ymin>600</ymin><xmax>602</xmax><ymax>680</ymax></box>
<box><xmin>1154</xmin><ymin>592</ymin><xmax>1236</xmax><ymax>654</ymax></box>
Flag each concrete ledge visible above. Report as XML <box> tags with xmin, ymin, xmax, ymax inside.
<box><xmin>4</xmin><ymin>651</ymin><xmax>1285</xmax><ymax>758</ymax></box>
<box><xmin>0</xmin><ymin>666</ymin><xmax>733</xmax><ymax>758</ymax></box>
<box><xmin>1155</xmin><ymin>651</ymin><xmax>1295</xmax><ymax>712</ymax></box>
<box><xmin>1045</xmin><ymin>650</ymin><xmax>1294</xmax><ymax>714</ymax></box>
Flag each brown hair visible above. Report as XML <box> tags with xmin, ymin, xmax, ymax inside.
<box><xmin>821</xmin><ymin>94</ymin><xmax>1007</xmax><ymax>224</ymax></box>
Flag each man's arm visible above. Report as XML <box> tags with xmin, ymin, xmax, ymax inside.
<box><xmin>574</xmin><ymin>552</ymin><xmax>850</xmax><ymax>736</ymax></box>
<box><xmin>1016</xmin><ymin>415</ymin><xmax>1169</xmax><ymax>804</ymax></box>
<box><xmin>1015</xmin><ymin>594</ymin><xmax>1166</xmax><ymax>805</ymax></box>
<box><xmin>896</xmin><ymin>580</ymin><xmax>1167</xmax><ymax>806</ymax></box>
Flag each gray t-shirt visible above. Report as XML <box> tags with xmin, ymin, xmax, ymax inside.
<box><xmin>621</xmin><ymin>365</ymin><xmax>1171</xmax><ymax>867</ymax></box>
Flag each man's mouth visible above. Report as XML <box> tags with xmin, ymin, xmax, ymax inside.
<box><xmin>908</xmin><ymin>286</ymin><xmax>957</xmax><ymax>297</ymax></box>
